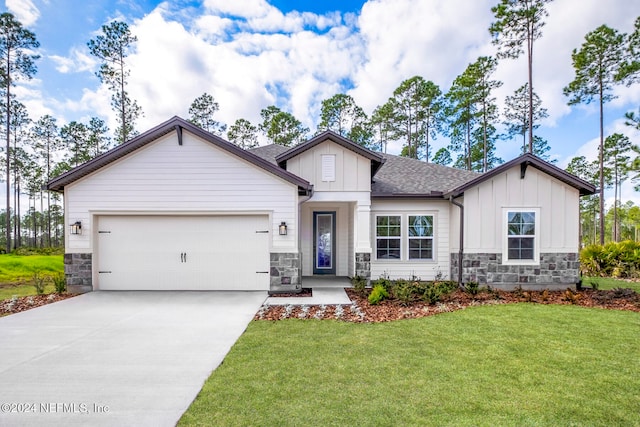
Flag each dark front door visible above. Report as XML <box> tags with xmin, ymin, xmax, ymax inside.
<box><xmin>313</xmin><ymin>212</ymin><xmax>336</xmax><ymax>275</ymax></box>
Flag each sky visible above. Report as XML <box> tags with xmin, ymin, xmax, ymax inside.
<box><xmin>4</xmin><ymin>0</ymin><xmax>640</xmax><ymax>205</ymax></box>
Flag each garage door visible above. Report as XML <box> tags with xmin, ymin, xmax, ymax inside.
<box><xmin>96</xmin><ymin>215</ymin><xmax>270</xmax><ymax>290</ymax></box>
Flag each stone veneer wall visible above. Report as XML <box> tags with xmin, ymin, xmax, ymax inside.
<box><xmin>65</xmin><ymin>253</ymin><xmax>93</xmax><ymax>294</ymax></box>
<box><xmin>355</xmin><ymin>252</ymin><xmax>371</xmax><ymax>281</ymax></box>
<box><xmin>450</xmin><ymin>252</ymin><xmax>580</xmax><ymax>290</ymax></box>
<box><xmin>270</xmin><ymin>252</ymin><xmax>301</xmax><ymax>293</ymax></box>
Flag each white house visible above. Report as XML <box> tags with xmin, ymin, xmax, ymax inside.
<box><xmin>46</xmin><ymin>116</ymin><xmax>596</xmax><ymax>293</ymax></box>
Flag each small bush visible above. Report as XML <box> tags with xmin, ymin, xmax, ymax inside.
<box><xmin>464</xmin><ymin>281</ymin><xmax>480</xmax><ymax>296</ymax></box>
<box><xmin>422</xmin><ymin>282</ymin><xmax>443</xmax><ymax>305</ymax></box>
<box><xmin>350</xmin><ymin>275</ymin><xmax>368</xmax><ymax>295</ymax></box>
<box><xmin>52</xmin><ymin>273</ymin><xmax>66</xmax><ymax>294</ymax></box>
<box><xmin>394</xmin><ymin>281</ymin><xmax>416</xmax><ymax>306</ymax></box>
<box><xmin>368</xmin><ymin>285</ymin><xmax>389</xmax><ymax>305</ymax></box>
<box><xmin>32</xmin><ymin>272</ymin><xmax>48</xmax><ymax>295</ymax></box>
<box><xmin>563</xmin><ymin>288</ymin><xmax>581</xmax><ymax>304</ymax></box>
<box><xmin>373</xmin><ymin>274</ymin><xmax>393</xmax><ymax>292</ymax></box>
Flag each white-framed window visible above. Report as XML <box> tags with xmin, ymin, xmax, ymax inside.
<box><xmin>408</xmin><ymin>215</ymin><xmax>434</xmax><ymax>260</ymax></box>
<box><xmin>375</xmin><ymin>215</ymin><xmax>401</xmax><ymax>259</ymax></box>
<box><xmin>321</xmin><ymin>154</ymin><xmax>336</xmax><ymax>182</ymax></box>
<box><xmin>503</xmin><ymin>208</ymin><xmax>540</xmax><ymax>264</ymax></box>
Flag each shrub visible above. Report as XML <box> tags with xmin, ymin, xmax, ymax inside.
<box><xmin>373</xmin><ymin>274</ymin><xmax>393</xmax><ymax>292</ymax></box>
<box><xmin>32</xmin><ymin>272</ymin><xmax>48</xmax><ymax>295</ymax></box>
<box><xmin>394</xmin><ymin>281</ymin><xmax>416</xmax><ymax>306</ymax></box>
<box><xmin>464</xmin><ymin>281</ymin><xmax>480</xmax><ymax>296</ymax></box>
<box><xmin>580</xmin><ymin>240</ymin><xmax>640</xmax><ymax>278</ymax></box>
<box><xmin>52</xmin><ymin>273</ymin><xmax>66</xmax><ymax>294</ymax></box>
<box><xmin>368</xmin><ymin>284</ymin><xmax>389</xmax><ymax>305</ymax></box>
<box><xmin>422</xmin><ymin>282</ymin><xmax>443</xmax><ymax>305</ymax></box>
<box><xmin>350</xmin><ymin>275</ymin><xmax>368</xmax><ymax>295</ymax></box>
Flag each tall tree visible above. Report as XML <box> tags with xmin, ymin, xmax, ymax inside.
<box><xmin>227</xmin><ymin>118</ymin><xmax>258</xmax><ymax>149</ymax></box>
<box><xmin>318</xmin><ymin>94</ymin><xmax>373</xmax><ymax>147</ymax></box>
<box><xmin>88</xmin><ymin>21</ymin><xmax>141</xmax><ymax>144</ymax></box>
<box><xmin>566</xmin><ymin>155</ymin><xmax>599</xmax><ymax>245</ymax></box>
<box><xmin>60</xmin><ymin>121</ymin><xmax>91</xmax><ymax>167</ymax></box>
<box><xmin>388</xmin><ymin>76</ymin><xmax>442</xmax><ymax>160</ymax></box>
<box><xmin>370</xmin><ymin>101</ymin><xmax>395</xmax><ymax>153</ymax></box>
<box><xmin>8</xmin><ymin>100</ymin><xmax>29</xmax><ymax>248</ymax></box>
<box><xmin>31</xmin><ymin>115</ymin><xmax>60</xmax><ymax>247</ymax></box>
<box><xmin>490</xmin><ymin>0</ymin><xmax>552</xmax><ymax>153</ymax></box>
<box><xmin>432</xmin><ymin>147</ymin><xmax>452</xmax><ymax>166</ymax></box>
<box><xmin>563</xmin><ymin>24</ymin><xmax>627</xmax><ymax>244</ymax></box>
<box><xmin>603</xmin><ymin>133</ymin><xmax>633</xmax><ymax>242</ymax></box>
<box><xmin>259</xmin><ymin>106</ymin><xmax>309</xmax><ymax>147</ymax></box>
<box><xmin>469</xmin><ymin>56</ymin><xmax>502</xmax><ymax>172</ymax></box>
<box><xmin>87</xmin><ymin>116</ymin><xmax>110</xmax><ymax>157</ymax></box>
<box><xmin>618</xmin><ymin>16</ymin><xmax>640</xmax><ymax>84</ymax></box>
<box><xmin>0</xmin><ymin>12</ymin><xmax>39</xmax><ymax>253</ymax></box>
<box><xmin>188</xmin><ymin>92</ymin><xmax>227</xmax><ymax>135</ymax></box>
<box><xmin>503</xmin><ymin>83</ymin><xmax>548</xmax><ymax>153</ymax></box>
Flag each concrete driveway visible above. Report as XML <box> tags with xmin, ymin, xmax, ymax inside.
<box><xmin>0</xmin><ymin>291</ymin><xmax>267</xmax><ymax>426</ymax></box>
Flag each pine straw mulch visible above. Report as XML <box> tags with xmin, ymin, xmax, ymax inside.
<box><xmin>255</xmin><ymin>287</ymin><xmax>640</xmax><ymax>323</ymax></box>
<box><xmin>0</xmin><ymin>293</ymin><xmax>77</xmax><ymax>317</ymax></box>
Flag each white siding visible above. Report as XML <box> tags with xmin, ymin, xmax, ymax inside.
<box><xmin>371</xmin><ymin>199</ymin><xmax>451</xmax><ymax>281</ymax></box>
<box><xmin>65</xmin><ymin>131</ymin><xmax>299</xmax><ymax>253</ymax></box>
<box><xmin>463</xmin><ymin>166</ymin><xmax>580</xmax><ymax>254</ymax></box>
<box><xmin>286</xmin><ymin>140</ymin><xmax>371</xmax><ymax>192</ymax></box>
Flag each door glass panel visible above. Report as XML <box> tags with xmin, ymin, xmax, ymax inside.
<box><xmin>316</xmin><ymin>214</ymin><xmax>333</xmax><ymax>269</ymax></box>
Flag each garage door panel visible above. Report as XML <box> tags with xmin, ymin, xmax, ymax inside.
<box><xmin>97</xmin><ymin>215</ymin><xmax>269</xmax><ymax>290</ymax></box>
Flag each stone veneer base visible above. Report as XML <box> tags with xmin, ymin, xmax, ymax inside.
<box><xmin>270</xmin><ymin>252</ymin><xmax>302</xmax><ymax>293</ymax></box>
<box><xmin>355</xmin><ymin>252</ymin><xmax>371</xmax><ymax>282</ymax></box>
<box><xmin>450</xmin><ymin>252</ymin><xmax>580</xmax><ymax>290</ymax></box>
<box><xmin>64</xmin><ymin>253</ymin><xmax>93</xmax><ymax>294</ymax></box>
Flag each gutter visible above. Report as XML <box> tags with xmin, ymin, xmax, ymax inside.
<box><xmin>449</xmin><ymin>195</ymin><xmax>464</xmax><ymax>287</ymax></box>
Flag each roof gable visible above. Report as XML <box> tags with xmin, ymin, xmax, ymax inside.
<box><xmin>447</xmin><ymin>153</ymin><xmax>597</xmax><ymax>197</ymax></box>
<box><xmin>46</xmin><ymin>116</ymin><xmax>312</xmax><ymax>193</ymax></box>
<box><xmin>275</xmin><ymin>131</ymin><xmax>385</xmax><ymax>178</ymax></box>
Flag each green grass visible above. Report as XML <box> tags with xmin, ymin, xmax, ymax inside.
<box><xmin>582</xmin><ymin>276</ymin><xmax>640</xmax><ymax>292</ymax></box>
<box><xmin>0</xmin><ymin>254</ymin><xmax>63</xmax><ymax>284</ymax></box>
<box><xmin>180</xmin><ymin>305</ymin><xmax>640</xmax><ymax>426</ymax></box>
<box><xmin>0</xmin><ymin>283</ymin><xmax>56</xmax><ymax>300</ymax></box>
<box><xmin>0</xmin><ymin>254</ymin><xmax>64</xmax><ymax>300</ymax></box>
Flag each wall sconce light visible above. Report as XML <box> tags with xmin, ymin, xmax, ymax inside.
<box><xmin>70</xmin><ymin>221</ymin><xmax>82</xmax><ymax>235</ymax></box>
<box><xmin>279</xmin><ymin>221</ymin><xmax>287</xmax><ymax>236</ymax></box>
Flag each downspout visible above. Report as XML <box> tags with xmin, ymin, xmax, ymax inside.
<box><xmin>449</xmin><ymin>195</ymin><xmax>464</xmax><ymax>287</ymax></box>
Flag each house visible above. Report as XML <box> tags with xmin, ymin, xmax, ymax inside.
<box><xmin>47</xmin><ymin>116</ymin><xmax>596</xmax><ymax>293</ymax></box>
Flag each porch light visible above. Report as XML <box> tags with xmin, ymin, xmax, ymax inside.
<box><xmin>70</xmin><ymin>221</ymin><xmax>82</xmax><ymax>235</ymax></box>
<box><xmin>279</xmin><ymin>221</ymin><xmax>288</xmax><ymax>236</ymax></box>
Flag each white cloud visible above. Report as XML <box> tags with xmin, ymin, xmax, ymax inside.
<box><xmin>49</xmin><ymin>48</ymin><xmax>96</xmax><ymax>74</ymax></box>
<box><xmin>5</xmin><ymin>0</ymin><xmax>39</xmax><ymax>27</ymax></box>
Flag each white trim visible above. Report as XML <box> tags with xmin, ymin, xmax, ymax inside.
<box><xmin>407</xmin><ymin>214</ymin><xmax>435</xmax><ymax>261</ymax></box>
<box><xmin>373</xmin><ymin>212</ymin><xmax>438</xmax><ymax>262</ymax></box>
<box><xmin>374</xmin><ymin>214</ymin><xmax>402</xmax><ymax>261</ymax></box>
<box><xmin>502</xmin><ymin>207</ymin><xmax>540</xmax><ymax>265</ymax></box>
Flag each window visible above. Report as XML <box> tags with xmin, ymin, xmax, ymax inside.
<box><xmin>376</xmin><ymin>216</ymin><xmax>401</xmax><ymax>259</ymax></box>
<box><xmin>506</xmin><ymin>211</ymin><xmax>536</xmax><ymax>260</ymax></box>
<box><xmin>321</xmin><ymin>154</ymin><xmax>336</xmax><ymax>182</ymax></box>
<box><xmin>408</xmin><ymin>215</ymin><xmax>434</xmax><ymax>259</ymax></box>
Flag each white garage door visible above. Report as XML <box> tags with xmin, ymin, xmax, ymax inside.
<box><xmin>96</xmin><ymin>215</ymin><xmax>270</xmax><ymax>290</ymax></box>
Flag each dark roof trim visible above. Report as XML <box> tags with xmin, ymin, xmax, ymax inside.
<box><xmin>46</xmin><ymin>116</ymin><xmax>313</xmax><ymax>193</ymax></box>
<box><xmin>446</xmin><ymin>153</ymin><xmax>597</xmax><ymax>197</ymax></box>
<box><xmin>371</xmin><ymin>191</ymin><xmax>444</xmax><ymax>199</ymax></box>
<box><xmin>275</xmin><ymin>130</ymin><xmax>385</xmax><ymax>177</ymax></box>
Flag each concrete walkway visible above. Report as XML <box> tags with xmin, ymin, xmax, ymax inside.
<box><xmin>0</xmin><ymin>291</ymin><xmax>266</xmax><ymax>427</ymax></box>
<box><xmin>265</xmin><ymin>286</ymin><xmax>352</xmax><ymax>305</ymax></box>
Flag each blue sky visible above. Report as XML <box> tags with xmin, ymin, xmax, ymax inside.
<box><xmin>5</xmin><ymin>0</ymin><xmax>640</xmax><ymax>203</ymax></box>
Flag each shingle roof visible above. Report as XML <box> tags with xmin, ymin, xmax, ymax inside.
<box><xmin>372</xmin><ymin>154</ymin><xmax>480</xmax><ymax>197</ymax></box>
<box><xmin>250</xmin><ymin>144</ymin><xmax>289</xmax><ymax>165</ymax></box>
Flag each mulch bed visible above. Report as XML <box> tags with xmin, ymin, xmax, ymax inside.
<box><xmin>268</xmin><ymin>288</ymin><xmax>313</xmax><ymax>297</ymax></box>
<box><xmin>0</xmin><ymin>293</ymin><xmax>77</xmax><ymax>317</ymax></box>
<box><xmin>255</xmin><ymin>287</ymin><xmax>640</xmax><ymax>323</ymax></box>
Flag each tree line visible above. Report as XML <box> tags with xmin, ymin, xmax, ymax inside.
<box><xmin>0</xmin><ymin>2</ymin><xmax>639</xmax><ymax>251</ymax></box>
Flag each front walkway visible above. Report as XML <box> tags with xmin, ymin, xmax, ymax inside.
<box><xmin>265</xmin><ymin>276</ymin><xmax>353</xmax><ymax>306</ymax></box>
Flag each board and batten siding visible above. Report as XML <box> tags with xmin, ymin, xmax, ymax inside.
<box><xmin>370</xmin><ymin>199</ymin><xmax>451</xmax><ymax>281</ymax></box>
<box><xmin>458</xmin><ymin>166</ymin><xmax>580</xmax><ymax>254</ymax></box>
<box><xmin>285</xmin><ymin>140</ymin><xmax>371</xmax><ymax>192</ymax></box>
<box><xmin>64</xmin><ymin>131</ymin><xmax>299</xmax><ymax>253</ymax></box>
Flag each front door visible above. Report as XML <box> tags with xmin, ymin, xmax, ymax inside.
<box><xmin>313</xmin><ymin>212</ymin><xmax>336</xmax><ymax>275</ymax></box>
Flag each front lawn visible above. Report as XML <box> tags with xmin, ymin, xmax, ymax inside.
<box><xmin>0</xmin><ymin>254</ymin><xmax>63</xmax><ymax>285</ymax></box>
<box><xmin>180</xmin><ymin>304</ymin><xmax>640</xmax><ymax>426</ymax></box>
<box><xmin>582</xmin><ymin>276</ymin><xmax>640</xmax><ymax>292</ymax></box>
